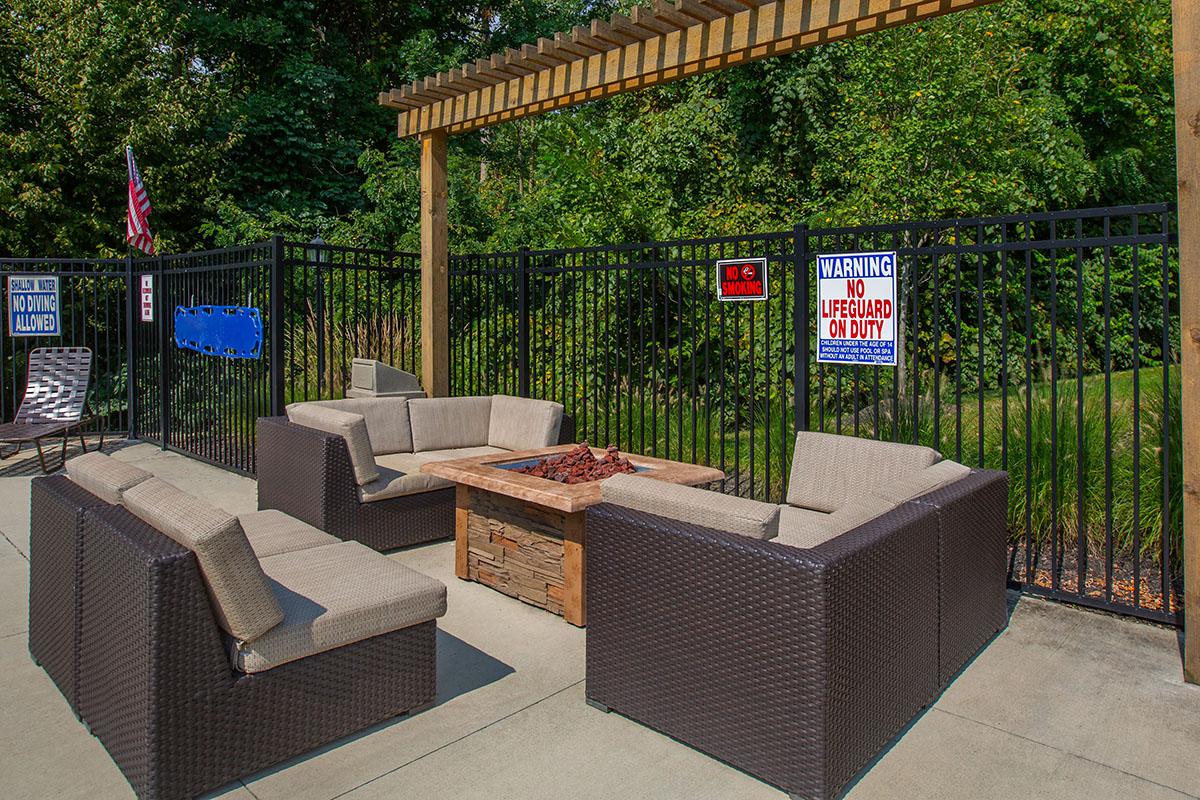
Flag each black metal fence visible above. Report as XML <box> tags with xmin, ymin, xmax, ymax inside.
<box><xmin>0</xmin><ymin>257</ymin><xmax>131</xmax><ymax>435</ymax></box>
<box><xmin>129</xmin><ymin>239</ymin><xmax>422</xmax><ymax>472</ymax></box>
<box><xmin>1</xmin><ymin>202</ymin><xmax>1181</xmax><ymax>624</ymax></box>
<box><xmin>449</xmin><ymin>203</ymin><xmax>1181</xmax><ymax>624</ymax></box>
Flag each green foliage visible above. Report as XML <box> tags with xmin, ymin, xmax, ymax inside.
<box><xmin>0</xmin><ymin>0</ymin><xmax>1177</xmax><ymax>256</ymax></box>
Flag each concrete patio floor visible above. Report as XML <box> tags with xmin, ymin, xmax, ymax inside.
<box><xmin>1</xmin><ymin>441</ymin><xmax>1198</xmax><ymax>800</ymax></box>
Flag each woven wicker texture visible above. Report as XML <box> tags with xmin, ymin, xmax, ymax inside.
<box><xmin>776</xmin><ymin>494</ymin><xmax>900</xmax><ymax>550</ymax></box>
<box><xmin>873</xmin><ymin>459</ymin><xmax>972</xmax><ymax>505</ymax></box>
<box><xmin>237</xmin><ymin>509</ymin><xmax>340</xmax><ymax>558</ymax></box>
<box><xmin>913</xmin><ymin>470</ymin><xmax>1010</xmax><ymax>686</ymax></box>
<box><xmin>600</xmin><ymin>474</ymin><xmax>779</xmax><ymax>540</ymax></box>
<box><xmin>124</xmin><ymin>477</ymin><xmax>283</xmax><ymax>641</ymax></box>
<box><xmin>64</xmin><ymin>452</ymin><xmax>152</xmax><ymax>505</ymax></box>
<box><xmin>408</xmin><ymin>396</ymin><xmax>492</xmax><ymax>451</ymax></box>
<box><xmin>240</xmin><ymin>541</ymin><xmax>447</xmax><ymax>672</ymax></box>
<box><xmin>13</xmin><ymin>347</ymin><xmax>92</xmax><ymax>424</ymax></box>
<box><xmin>257</xmin><ymin>417</ymin><xmax>457</xmax><ymax>551</ymax></box>
<box><xmin>787</xmin><ymin>432</ymin><xmax>940</xmax><ymax>513</ymax></box>
<box><xmin>75</xmin><ymin>504</ymin><xmax>437</xmax><ymax>800</ymax></box>
<box><xmin>28</xmin><ymin>475</ymin><xmax>109</xmax><ymax>712</ymax></box>
<box><xmin>302</xmin><ymin>397</ymin><xmax>414</xmax><ymax>455</ymax></box>
<box><xmin>585</xmin><ymin>500</ymin><xmax>940</xmax><ymax>800</ymax></box>
<box><xmin>286</xmin><ymin>403</ymin><xmax>380</xmax><ymax>485</ymax></box>
<box><xmin>487</xmin><ymin>395</ymin><xmax>564</xmax><ymax>450</ymax></box>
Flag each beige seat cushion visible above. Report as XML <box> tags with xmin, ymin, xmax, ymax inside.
<box><xmin>787</xmin><ymin>432</ymin><xmax>940</xmax><ymax>513</ymax></box>
<box><xmin>287</xmin><ymin>403</ymin><xmax>379</xmax><ymax>486</ymax></box>
<box><xmin>65</xmin><ymin>452</ymin><xmax>152</xmax><ymax>504</ymax></box>
<box><xmin>775</xmin><ymin>493</ymin><xmax>903</xmax><ymax>550</ymax></box>
<box><xmin>305</xmin><ymin>397</ymin><xmax>413</xmax><ymax>455</ymax></box>
<box><xmin>237</xmin><ymin>541</ymin><xmax>447</xmax><ymax>673</ymax></box>
<box><xmin>237</xmin><ymin>509</ymin><xmax>340</xmax><ymax>558</ymax></box>
<box><xmin>359</xmin><ymin>447</ymin><xmax>510</xmax><ymax>503</ymax></box>
<box><xmin>359</xmin><ymin>452</ymin><xmax>455</xmax><ymax>503</ymax></box>
<box><xmin>600</xmin><ymin>473</ymin><xmax>779</xmax><ymax>540</ymax></box>
<box><xmin>774</xmin><ymin>506</ymin><xmax>841</xmax><ymax>549</ymax></box>
<box><xmin>408</xmin><ymin>396</ymin><xmax>492</xmax><ymax>452</ymax></box>
<box><xmin>871</xmin><ymin>459</ymin><xmax>971</xmax><ymax>505</ymax></box>
<box><xmin>488</xmin><ymin>395</ymin><xmax>564</xmax><ymax>451</ymax></box>
<box><xmin>123</xmin><ymin>478</ymin><xmax>283</xmax><ymax>642</ymax></box>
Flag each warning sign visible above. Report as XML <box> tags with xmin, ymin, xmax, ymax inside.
<box><xmin>716</xmin><ymin>258</ymin><xmax>767</xmax><ymax>301</ymax></box>
<box><xmin>7</xmin><ymin>275</ymin><xmax>60</xmax><ymax>337</ymax></box>
<box><xmin>816</xmin><ymin>251</ymin><xmax>897</xmax><ymax>366</ymax></box>
<box><xmin>140</xmin><ymin>275</ymin><xmax>154</xmax><ymax>322</ymax></box>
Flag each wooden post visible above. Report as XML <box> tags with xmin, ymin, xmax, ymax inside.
<box><xmin>420</xmin><ymin>128</ymin><xmax>450</xmax><ymax>398</ymax></box>
<box><xmin>1174</xmin><ymin>0</ymin><xmax>1200</xmax><ymax>684</ymax></box>
<box><xmin>455</xmin><ymin>484</ymin><xmax>470</xmax><ymax>579</ymax></box>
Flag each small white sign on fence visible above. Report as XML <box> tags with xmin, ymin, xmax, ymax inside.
<box><xmin>7</xmin><ymin>274</ymin><xmax>61</xmax><ymax>337</ymax></box>
<box><xmin>816</xmin><ymin>251</ymin><xmax>897</xmax><ymax>366</ymax></box>
<box><xmin>140</xmin><ymin>274</ymin><xmax>154</xmax><ymax>322</ymax></box>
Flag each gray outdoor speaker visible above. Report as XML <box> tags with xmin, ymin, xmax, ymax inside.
<box><xmin>345</xmin><ymin>358</ymin><xmax>426</xmax><ymax>399</ymax></box>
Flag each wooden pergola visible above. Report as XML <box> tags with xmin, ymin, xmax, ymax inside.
<box><xmin>380</xmin><ymin>0</ymin><xmax>1199</xmax><ymax>682</ymax></box>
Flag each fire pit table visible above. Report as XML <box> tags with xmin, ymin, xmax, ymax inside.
<box><xmin>420</xmin><ymin>444</ymin><xmax>723</xmax><ymax>626</ymax></box>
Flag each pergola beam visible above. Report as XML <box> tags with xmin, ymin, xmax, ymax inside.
<box><xmin>1173</xmin><ymin>0</ymin><xmax>1199</xmax><ymax>684</ymax></box>
<box><xmin>388</xmin><ymin>0</ymin><xmax>998</xmax><ymax>137</ymax></box>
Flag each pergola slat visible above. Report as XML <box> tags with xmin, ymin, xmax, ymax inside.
<box><xmin>388</xmin><ymin>0</ymin><xmax>998</xmax><ymax>137</ymax></box>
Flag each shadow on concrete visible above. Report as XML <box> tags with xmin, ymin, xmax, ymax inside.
<box><xmin>435</xmin><ymin>629</ymin><xmax>515</xmax><ymax>704</ymax></box>
<box><xmin>0</xmin><ymin>436</ymin><xmax>135</xmax><ymax>478</ymax></box>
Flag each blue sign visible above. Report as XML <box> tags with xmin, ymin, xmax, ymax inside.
<box><xmin>816</xmin><ymin>251</ymin><xmax>897</xmax><ymax>366</ymax></box>
<box><xmin>7</xmin><ymin>275</ymin><xmax>61</xmax><ymax>337</ymax></box>
<box><xmin>174</xmin><ymin>305</ymin><xmax>263</xmax><ymax>359</ymax></box>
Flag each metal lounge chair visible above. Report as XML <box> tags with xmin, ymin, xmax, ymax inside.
<box><xmin>0</xmin><ymin>347</ymin><xmax>99</xmax><ymax>473</ymax></box>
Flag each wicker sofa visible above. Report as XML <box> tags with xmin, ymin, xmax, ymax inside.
<box><xmin>257</xmin><ymin>394</ymin><xmax>571</xmax><ymax>552</ymax></box>
<box><xmin>28</xmin><ymin>452</ymin><xmax>446</xmax><ymax>800</ymax></box>
<box><xmin>584</xmin><ymin>432</ymin><xmax>1008</xmax><ymax>800</ymax></box>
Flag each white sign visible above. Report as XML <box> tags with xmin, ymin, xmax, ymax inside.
<box><xmin>140</xmin><ymin>274</ymin><xmax>154</xmax><ymax>322</ymax></box>
<box><xmin>816</xmin><ymin>251</ymin><xmax>897</xmax><ymax>366</ymax></box>
<box><xmin>7</xmin><ymin>274</ymin><xmax>60</xmax><ymax>337</ymax></box>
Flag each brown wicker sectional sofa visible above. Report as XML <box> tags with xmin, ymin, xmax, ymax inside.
<box><xmin>28</xmin><ymin>452</ymin><xmax>447</xmax><ymax>800</ymax></box>
<box><xmin>584</xmin><ymin>432</ymin><xmax>1008</xmax><ymax>800</ymax></box>
<box><xmin>257</xmin><ymin>394</ymin><xmax>571</xmax><ymax>551</ymax></box>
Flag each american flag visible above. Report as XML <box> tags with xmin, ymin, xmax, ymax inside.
<box><xmin>126</xmin><ymin>146</ymin><xmax>155</xmax><ymax>255</ymax></box>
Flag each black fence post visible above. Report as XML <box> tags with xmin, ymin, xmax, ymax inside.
<box><xmin>156</xmin><ymin>254</ymin><xmax>169</xmax><ymax>450</ymax></box>
<box><xmin>518</xmin><ymin>246</ymin><xmax>530</xmax><ymax>398</ymax></box>
<box><xmin>793</xmin><ymin>223</ymin><xmax>810</xmax><ymax>434</ymax></box>
<box><xmin>124</xmin><ymin>252</ymin><xmax>137</xmax><ymax>439</ymax></box>
<box><xmin>270</xmin><ymin>236</ymin><xmax>285</xmax><ymax>416</ymax></box>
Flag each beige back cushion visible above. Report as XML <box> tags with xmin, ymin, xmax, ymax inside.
<box><xmin>600</xmin><ymin>473</ymin><xmax>779</xmax><ymax>540</ymax></box>
<box><xmin>65</xmin><ymin>452</ymin><xmax>152</xmax><ymax>504</ymax></box>
<box><xmin>787</xmin><ymin>432</ymin><xmax>940</xmax><ymax>513</ymax></box>
<box><xmin>123</xmin><ymin>478</ymin><xmax>283</xmax><ymax>642</ymax></box>
<box><xmin>872</xmin><ymin>459</ymin><xmax>971</xmax><ymax>505</ymax></box>
<box><xmin>287</xmin><ymin>403</ymin><xmax>379</xmax><ymax>485</ymax></box>
<box><xmin>408</xmin><ymin>396</ymin><xmax>492</xmax><ymax>452</ymax></box>
<box><xmin>488</xmin><ymin>395</ymin><xmax>564</xmax><ymax>451</ymax></box>
<box><xmin>307</xmin><ymin>397</ymin><xmax>413</xmax><ymax>455</ymax></box>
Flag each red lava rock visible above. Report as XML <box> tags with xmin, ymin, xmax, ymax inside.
<box><xmin>510</xmin><ymin>442</ymin><xmax>638</xmax><ymax>484</ymax></box>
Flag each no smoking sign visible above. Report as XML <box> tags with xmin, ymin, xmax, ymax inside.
<box><xmin>716</xmin><ymin>258</ymin><xmax>768</xmax><ymax>301</ymax></box>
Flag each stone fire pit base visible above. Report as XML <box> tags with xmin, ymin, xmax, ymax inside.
<box><xmin>460</xmin><ymin>485</ymin><xmax>585</xmax><ymax>625</ymax></box>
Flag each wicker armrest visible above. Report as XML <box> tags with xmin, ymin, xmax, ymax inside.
<box><xmin>256</xmin><ymin>416</ymin><xmax>359</xmax><ymax>531</ymax></box>
<box><xmin>912</xmin><ymin>469</ymin><xmax>1010</xmax><ymax>685</ymax></box>
<box><xmin>585</xmin><ymin>499</ymin><xmax>940</xmax><ymax>800</ymax></box>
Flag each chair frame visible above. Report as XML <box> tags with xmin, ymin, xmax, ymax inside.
<box><xmin>0</xmin><ymin>347</ymin><xmax>101</xmax><ymax>472</ymax></box>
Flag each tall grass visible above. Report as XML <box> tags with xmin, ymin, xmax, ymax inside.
<box><xmin>1130</xmin><ymin>370</ymin><xmax>1182</xmax><ymax>572</ymax></box>
<box><xmin>283</xmin><ymin>305</ymin><xmax>417</xmax><ymax>403</ymax></box>
<box><xmin>994</xmin><ymin>383</ymin><xmax>1108</xmax><ymax>554</ymax></box>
